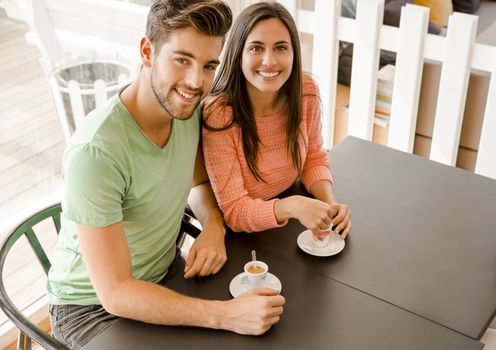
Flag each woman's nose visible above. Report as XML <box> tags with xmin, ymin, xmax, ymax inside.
<box><xmin>261</xmin><ymin>51</ymin><xmax>277</xmax><ymax>67</ymax></box>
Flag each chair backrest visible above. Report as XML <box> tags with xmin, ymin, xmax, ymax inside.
<box><xmin>273</xmin><ymin>0</ymin><xmax>496</xmax><ymax>180</ymax></box>
<box><xmin>0</xmin><ymin>203</ymin><xmax>69</xmax><ymax>349</ymax></box>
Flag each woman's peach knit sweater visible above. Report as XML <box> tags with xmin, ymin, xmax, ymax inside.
<box><xmin>202</xmin><ymin>75</ymin><xmax>332</xmax><ymax>232</ymax></box>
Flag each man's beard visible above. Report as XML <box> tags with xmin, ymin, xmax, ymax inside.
<box><xmin>150</xmin><ymin>71</ymin><xmax>202</xmax><ymax>121</ymax></box>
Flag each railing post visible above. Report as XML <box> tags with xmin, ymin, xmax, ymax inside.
<box><xmin>347</xmin><ymin>0</ymin><xmax>384</xmax><ymax>141</ymax></box>
<box><xmin>475</xmin><ymin>61</ymin><xmax>496</xmax><ymax>179</ymax></box>
<box><xmin>430</xmin><ymin>13</ymin><xmax>478</xmax><ymax>166</ymax></box>
<box><xmin>68</xmin><ymin>80</ymin><xmax>86</xmax><ymax>129</ymax></box>
<box><xmin>387</xmin><ymin>4</ymin><xmax>429</xmax><ymax>153</ymax></box>
<box><xmin>277</xmin><ymin>0</ymin><xmax>298</xmax><ymax>19</ymax></box>
<box><xmin>312</xmin><ymin>0</ymin><xmax>341</xmax><ymax>148</ymax></box>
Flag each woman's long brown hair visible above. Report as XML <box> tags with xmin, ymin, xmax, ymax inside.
<box><xmin>204</xmin><ymin>1</ymin><xmax>303</xmax><ymax>182</ymax></box>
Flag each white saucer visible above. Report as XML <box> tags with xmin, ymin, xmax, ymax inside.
<box><xmin>229</xmin><ymin>272</ymin><xmax>282</xmax><ymax>298</ymax></box>
<box><xmin>297</xmin><ymin>229</ymin><xmax>345</xmax><ymax>257</ymax></box>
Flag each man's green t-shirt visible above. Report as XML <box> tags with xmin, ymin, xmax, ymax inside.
<box><xmin>47</xmin><ymin>91</ymin><xmax>199</xmax><ymax>305</ymax></box>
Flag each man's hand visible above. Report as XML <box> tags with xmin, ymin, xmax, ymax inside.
<box><xmin>223</xmin><ymin>288</ymin><xmax>285</xmax><ymax>335</ymax></box>
<box><xmin>184</xmin><ymin>219</ymin><xmax>226</xmax><ymax>278</ymax></box>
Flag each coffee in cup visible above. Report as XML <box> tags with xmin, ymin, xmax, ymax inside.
<box><xmin>247</xmin><ymin>264</ymin><xmax>266</xmax><ymax>274</ymax></box>
<box><xmin>243</xmin><ymin>261</ymin><xmax>268</xmax><ymax>289</ymax></box>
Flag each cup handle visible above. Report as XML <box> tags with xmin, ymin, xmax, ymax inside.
<box><xmin>240</xmin><ymin>273</ymin><xmax>248</xmax><ymax>285</ymax></box>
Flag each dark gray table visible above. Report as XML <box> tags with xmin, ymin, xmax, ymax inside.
<box><xmin>83</xmin><ymin>137</ymin><xmax>490</xmax><ymax>349</ymax></box>
<box><xmin>84</xmin><ymin>236</ymin><xmax>482</xmax><ymax>350</ymax></box>
<box><xmin>230</xmin><ymin>136</ymin><xmax>496</xmax><ymax>340</ymax></box>
<box><xmin>324</xmin><ymin>137</ymin><xmax>496</xmax><ymax>339</ymax></box>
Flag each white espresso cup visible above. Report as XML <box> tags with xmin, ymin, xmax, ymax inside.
<box><xmin>312</xmin><ymin>232</ymin><xmax>330</xmax><ymax>248</ymax></box>
<box><xmin>243</xmin><ymin>261</ymin><xmax>268</xmax><ymax>289</ymax></box>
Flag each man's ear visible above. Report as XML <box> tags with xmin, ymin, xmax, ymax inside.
<box><xmin>140</xmin><ymin>36</ymin><xmax>153</xmax><ymax>68</ymax></box>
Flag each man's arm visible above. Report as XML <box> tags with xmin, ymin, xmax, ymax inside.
<box><xmin>77</xmin><ymin>221</ymin><xmax>285</xmax><ymax>334</ymax></box>
<box><xmin>184</xmin><ymin>145</ymin><xmax>227</xmax><ymax>278</ymax></box>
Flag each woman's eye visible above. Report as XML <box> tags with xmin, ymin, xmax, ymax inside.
<box><xmin>176</xmin><ymin>58</ymin><xmax>187</xmax><ymax>64</ymax></box>
<box><xmin>275</xmin><ymin>46</ymin><xmax>288</xmax><ymax>52</ymax></box>
<box><xmin>249</xmin><ymin>46</ymin><xmax>263</xmax><ymax>53</ymax></box>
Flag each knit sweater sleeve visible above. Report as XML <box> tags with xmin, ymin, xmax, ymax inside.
<box><xmin>202</xmin><ymin>99</ymin><xmax>285</xmax><ymax>233</ymax></box>
<box><xmin>300</xmin><ymin>75</ymin><xmax>334</xmax><ymax>191</ymax></box>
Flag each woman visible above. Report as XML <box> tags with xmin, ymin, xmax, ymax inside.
<box><xmin>202</xmin><ymin>1</ymin><xmax>351</xmax><ymax>240</ymax></box>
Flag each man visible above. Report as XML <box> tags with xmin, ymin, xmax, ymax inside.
<box><xmin>47</xmin><ymin>1</ymin><xmax>285</xmax><ymax>348</ymax></box>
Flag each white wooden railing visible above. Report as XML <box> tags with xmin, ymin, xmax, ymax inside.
<box><xmin>3</xmin><ymin>0</ymin><xmax>495</xmax><ymax>179</ymax></box>
<box><xmin>280</xmin><ymin>0</ymin><xmax>495</xmax><ymax>180</ymax></box>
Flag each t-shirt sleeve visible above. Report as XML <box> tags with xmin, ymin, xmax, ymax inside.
<box><xmin>62</xmin><ymin>144</ymin><xmax>126</xmax><ymax>227</ymax></box>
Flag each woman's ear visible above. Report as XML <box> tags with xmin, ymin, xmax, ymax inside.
<box><xmin>140</xmin><ymin>36</ymin><xmax>153</xmax><ymax>68</ymax></box>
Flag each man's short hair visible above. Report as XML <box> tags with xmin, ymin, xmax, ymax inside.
<box><xmin>146</xmin><ymin>0</ymin><xmax>232</xmax><ymax>47</ymax></box>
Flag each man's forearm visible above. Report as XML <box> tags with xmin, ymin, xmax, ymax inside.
<box><xmin>101</xmin><ymin>277</ymin><xmax>286</xmax><ymax>336</ymax></box>
<box><xmin>188</xmin><ymin>181</ymin><xmax>225</xmax><ymax>232</ymax></box>
<box><xmin>184</xmin><ymin>181</ymin><xmax>227</xmax><ymax>278</ymax></box>
<box><xmin>104</xmin><ymin>278</ymin><xmax>225</xmax><ymax>328</ymax></box>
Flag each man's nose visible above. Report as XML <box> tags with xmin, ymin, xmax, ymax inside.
<box><xmin>185</xmin><ymin>67</ymin><xmax>203</xmax><ymax>89</ymax></box>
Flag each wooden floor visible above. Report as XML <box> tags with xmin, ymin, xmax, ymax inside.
<box><xmin>0</xmin><ymin>9</ymin><xmax>65</xmax><ymax>226</ymax></box>
<box><xmin>0</xmin><ymin>8</ymin><xmax>64</xmax><ymax>337</ymax></box>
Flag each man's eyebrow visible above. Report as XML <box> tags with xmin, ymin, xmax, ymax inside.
<box><xmin>172</xmin><ymin>50</ymin><xmax>195</xmax><ymax>58</ymax></box>
<box><xmin>172</xmin><ymin>50</ymin><xmax>220</xmax><ymax>65</ymax></box>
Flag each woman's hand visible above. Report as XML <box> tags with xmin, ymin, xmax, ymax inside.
<box><xmin>328</xmin><ymin>202</ymin><xmax>352</xmax><ymax>239</ymax></box>
<box><xmin>275</xmin><ymin>195</ymin><xmax>333</xmax><ymax>239</ymax></box>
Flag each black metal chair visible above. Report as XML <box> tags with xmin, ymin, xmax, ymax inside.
<box><xmin>0</xmin><ymin>203</ymin><xmax>200</xmax><ymax>350</ymax></box>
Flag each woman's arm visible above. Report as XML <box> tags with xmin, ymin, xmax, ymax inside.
<box><xmin>299</xmin><ymin>76</ymin><xmax>352</xmax><ymax>238</ymax></box>
<box><xmin>299</xmin><ymin>77</ymin><xmax>334</xmax><ymax>191</ymax></box>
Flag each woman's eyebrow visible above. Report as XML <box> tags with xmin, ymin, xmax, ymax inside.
<box><xmin>246</xmin><ymin>40</ymin><xmax>289</xmax><ymax>45</ymax></box>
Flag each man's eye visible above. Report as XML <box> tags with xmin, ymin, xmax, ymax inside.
<box><xmin>176</xmin><ymin>58</ymin><xmax>187</xmax><ymax>64</ymax></box>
